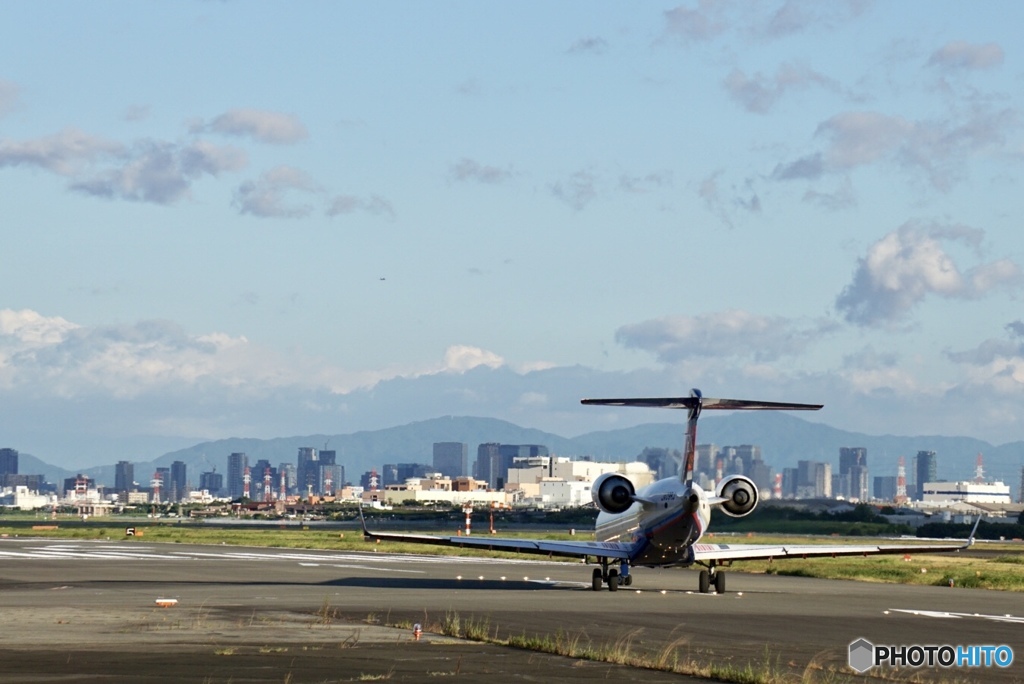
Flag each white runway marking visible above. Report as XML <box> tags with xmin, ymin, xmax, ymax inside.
<box><xmin>890</xmin><ymin>609</ymin><xmax>1024</xmax><ymax>624</ymax></box>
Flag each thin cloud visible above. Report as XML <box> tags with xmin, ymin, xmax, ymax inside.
<box><xmin>772</xmin><ymin>108</ymin><xmax>1017</xmax><ymax>190</ymax></box>
<box><xmin>197</xmin><ymin>108</ymin><xmax>308</xmax><ymax>144</ymax></box>
<box><xmin>0</xmin><ymin>79</ymin><xmax>19</xmax><ymax>116</ymax></box>
<box><xmin>928</xmin><ymin>41</ymin><xmax>1004</xmax><ymax>71</ymax></box>
<box><xmin>449</xmin><ymin>158</ymin><xmax>513</xmax><ymax>184</ymax></box>
<box><xmin>567</xmin><ymin>37</ymin><xmax>609</xmax><ymax>55</ymax></box>
<box><xmin>550</xmin><ymin>170</ymin><xmax>598</xmax><ymax>210</ymax></box>
<box><xmin>615</xmin><ymin>310</ymin><xmax>836</xmax><ymax>364</ymax></box>
<box><xmin>724</xmin><ymin>63</ymin><xmax>834</xmax><ymax>114</ymax></box>
<box><xmin>835</xmin><ymin>223</ymin><xmax>1023</xmax><ymax>327</ymax></box>
<box><xmin>234</xmin><ymin>165</ymin><xmax>319</xmax><ymax>218</ymax></box>
<box><xmin>327</xmin><ymin>193</ymin><xmax>396</xmax><ymax>220</ymax></box>
<box><xmin>0</xmin><ymin>128</ymin><xmax>123</xmax><ymax>175</ymax></box>
<box><xmin>72</xmin><ymin>140</ymin><xmax>247</xmax><ymax>204</ymax></box>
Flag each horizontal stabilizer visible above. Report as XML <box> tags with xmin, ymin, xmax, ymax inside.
<box><xmin>581</xmin><ymin>397</ymin><xmax>822</xmax><ymax>411</ymax></box>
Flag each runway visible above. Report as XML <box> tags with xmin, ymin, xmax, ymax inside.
<box><xmin>0</xmin><ymin>537</ymin><xmax>1020</xmax><ymax>682</ymax></box>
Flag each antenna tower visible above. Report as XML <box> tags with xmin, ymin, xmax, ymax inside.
<box><xmin>894</xmin><ymin>456</ymin><xmax>908</xmax><ymax>504</ymax></box>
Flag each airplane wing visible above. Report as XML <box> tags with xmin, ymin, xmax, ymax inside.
<box><xmin>692</xmin><ymin>518</ymin><xmax>979</xmax><ymax>563</ymax></box>
<box><xmin>359</xmin><ymin>510</ymin><xmax>633</xmax><ymax>560</ymax></box>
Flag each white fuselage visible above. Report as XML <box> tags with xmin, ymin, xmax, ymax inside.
<box><xmin>595</xmin><ymin>477</ymin><xmax>713</xmax><ymax>567</ymax></box>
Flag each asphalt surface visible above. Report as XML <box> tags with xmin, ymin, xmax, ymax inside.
<box><xmin>0</xmin><ymin>536</ymin><xmax>1021</xmax><ymax>683</ymax></box>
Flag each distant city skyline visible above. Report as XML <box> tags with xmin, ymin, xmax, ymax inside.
<box><xmin>1</xmin><ymin>3</ymin><xmax>1023</xmax><ymax>469</ymax></box>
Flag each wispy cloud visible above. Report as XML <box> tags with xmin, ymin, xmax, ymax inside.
<box><xmin>928</xmin><ymin>41</ymin><xmax>1004</xmax><ymax>71</ymax></box>
<box><xmin>567</xmin><ymin>37</ymin><xmax>609</xmax><ymax>55</ymax></box>
<box><xmin>327</xmin><ymin>193</ymin><xmax>396</xmax><ymax>220</ymax></box>
<box><xmin>550</xmin><ymin>170</ymin><xmax>598</xmax><ymax>210</ymax></box>
<box><xmin>195</xmin><ymin>108</ymin><xmax>308</xmax><ymax>144</ymax></box>
<box><xmin>0</xmin><ymin>79</ymin><xmax>19</xmax><ymax>116</ymax></box>
<box><xmin>615</xmin><ymin>310</ymin><xmax>837</xmax><ymax>363</ymax></box>
<box><xmin>724</xmin><ymin>63</ymin><xmax>835</xmax><ymax>114</ymax></box>
<box><xmin>72</xmin><ymin>140</ymin><xmax>247</xmax><ymax>204</ymax></box>
<box><xmin>234</xmin><ymin>165</ymin><xmax>319</xmax><ymax>218</ymax></box>
<box><xmin>772</xmin><ymin>107</ymin><xmax>1018</xmax><ymax>190</ymax></box>
<box><xmin>449</xmin><ymin>158</ymin><xmax>514</xmax><ymax>184</ymax></box>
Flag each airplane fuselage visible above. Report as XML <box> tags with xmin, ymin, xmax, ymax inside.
<box><xmin>595</xmin><ymin>477</ymin><xmax>713</xmax><ymax>568</ymax></box>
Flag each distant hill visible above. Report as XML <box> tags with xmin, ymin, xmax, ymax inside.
<box><xmin>17</xmin><ymin>413</ymin><xmax>1024</xmax><ymax>498</ymax></box>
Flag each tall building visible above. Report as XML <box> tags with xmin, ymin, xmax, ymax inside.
<box><xmin>839</xmin><ymin>447</ymin><xmax>869</xmax><ymax>501</ymax></box>
<box><xmin>199</xmin><ymin>470</ymin><xmax>223</xmax><ymax>496</ymax></box>
<box><xmin>475</xmin><ymin>443</ymin><xmax>500</xmax><ymax>484</ymax></box>
<box><xmin>227</xmin><ymin>452</ymin><xmax>248</xmax><ymax>499</ymax></box>
<box><xmin>432</xmin><ymin>442</ymin><xmax>468</xmax><ymax>479</ymax></box>
<box><xmin>115</xmin><ymin>461</ymin><xmax>134</xmax><ymax>494</ymax></box>
<box><xmin>297</xmin><ymin>447</ymin><xmax>319</xmax><ymax>496</ymax></box>
<box><xmin>873</xmin><ymin>475</ymin><xmax>897</xmax><ymax>501</ymax></box>
<box><xmin>0</xmin><ymin>448</ymin><xmax>18</xmax><ymax>476</ymax></box>
<box><xmin>914</xmin><ymin>451</ymin><xmax>937</xmax><ymax>501</ymax></box>
<box><xmin>169</xmin><ymin>461</ymin><xmax>187</xmax><ymax>503</ymax></box>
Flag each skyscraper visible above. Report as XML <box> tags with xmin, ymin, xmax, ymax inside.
<box><xmin>0</xmin><ymin>448</ymin><xmax>18</xmax><ymax>477</ymax></box>
<box><xmin>915</xmin><ymin>450</ymin><xmax>937</xmax><ymax>501</ymax></box>
<box><xmin>432</xmin><ymin>442</ymin><xmax>467</xmax><ymax>479</ymax></box>
<box><xmin>115</xmin><ymin>461</ymin><xmax>134</xmax><ymax>494</ymax></box>
<box><xmin>297</xmin><ymin>447</ymin><xmax>319</xmax><ymax>496</ymax></box>
<box><xmin>839</xmin><ymin>447</ymin><xmax>869</xmax><ymax>501</ymax></box>
<box><xmin>169</xmin><ymin>461</ymin><xmax>187</xmax><ymax>503</ymax></box>
<box><xmin>227</xmin><ymin>452</ymin><xmax>248</xmax><ymax>499</ymax></box>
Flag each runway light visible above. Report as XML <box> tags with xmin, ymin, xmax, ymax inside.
<box><xmin>883</xmin><ymin>610</ymin><xmax>890</xmax><ymax>615</ymax></box>
<box><xmin>478</xmin><ymin>575</ymin><xmax>484</xmax><ymax>580</ymax></box>
<box><xmin>456</xmin><ymin>575</ymin><xmax>462</xmax><ymax>580</ymax></box>
<box><xmin>736</xmin><ymin>592</ymin><xmax>743</xmax><ymax>597</ymax></box>
<box><xmin>523</xmin><ymin>576</ymin><xmax>529</xmax><ymax>581</ymax></box>
<box><xmin>635</xmin><ymin>590</ymin><xmax>641</xmax><ymax>594</ymax></box>
<box><xmin>661</xmin><ymin>590</ymin><xmax>667</xmax><ymax>595</ymax></box>
<box><xmin>500</xmin><ymin>576</ymin><xmax>506</xmax><ymax>581</ymax></box>
<box><xmin>545</xmin><ymin>577</ymin><xmax>550</xmax><ymax>581</ymax></box>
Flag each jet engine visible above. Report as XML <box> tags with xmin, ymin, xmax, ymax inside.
<box><xmin>715</xmin><ymin>474</ymin><xmax>758</xmax><ymax>517</ymax></box>
<box><xmin>591</xmin><ymin>473</ymin><xmax>635</xmax><ymax>515</ymax></box>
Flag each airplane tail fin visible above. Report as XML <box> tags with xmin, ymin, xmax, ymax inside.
<box><xmin>582</xmin><ymin>389</ymin><xmax>823</xmax><ymax>488</ymax></box>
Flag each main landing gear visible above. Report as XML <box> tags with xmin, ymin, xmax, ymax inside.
<box><xmin>697</xmin><ymin>561</ymin><xmax>726</xmax><ymax>594</ymax></box>
<box><xmin>591</xmin><ymin>559</ymin><xmax>632</xmax><ymax>591</ymax></box>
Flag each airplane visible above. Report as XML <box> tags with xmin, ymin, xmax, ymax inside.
<box><xmin>361</xmin><ymin>389</ymin><xmax>979</xmax><ymax>593</ymax></box>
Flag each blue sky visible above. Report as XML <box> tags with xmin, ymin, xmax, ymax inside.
<box><xmin>1</xmin><ymin>1</ymin><xmax>1023</xmax><ymax>469</ymax></box>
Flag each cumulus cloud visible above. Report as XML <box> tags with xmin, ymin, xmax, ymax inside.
<box><xmin>449</xmin><ymin>158</ymin><xmax>513</xmax><ymax>184</ymax></box>
<box><xmin>835</xmin><ymin>223</ymin><xmax>1023</xmax><ymax>326</ymax></box>
<box><xmin>550</xmin><ymin>170</ymin><xmax>598</xmax><ymax>210</ymax></box>
<box><xmin>772</xmin><ymin>108</ymin><xmax>1017</xmax><ymax>190</ymax></box>
<box><xmin>724</xmin><ymin>63</ymin><xmax>834</xmax><ymax>114</ymax></box>
<box><xmin>615</xmin><ymin>310</ymin><xmax>836</xmax><ymax>364</ymax></box>
<box><xmin>928</xmin><ymin>41</ymin><xmax>1004</xmax><ymax>71</ymax></box>
<box><xmin>234</xmin><ymin>165</ymin><xmax>319</xmax><ymax>218</ymax></box>
<box><xmin>442</xmin><ymin>345</ymin><xmax>505</xmax><ymax>372</ymax></box>
<box><xmin>196</xmin><ymin>108</ymin><xmax>308</xmax><ymax>144</ymax></box>
<box><xmin>72</xmin><ymin>140</ymin><xmax>247</xmax><ymax>204</ymax></box>
<box><xmin>327</xmin><ymin>193</ymin><xmax>396</xmax><ymax>220</ymax></box>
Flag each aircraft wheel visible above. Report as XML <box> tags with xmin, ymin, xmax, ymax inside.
<box><xmin>698</xmin><ymin>570</ymin><xmax>710</xmax><ymax>593</ymax></box>
<box><xmin>592</xmin><ymin>568</ymin><xmax>603</xmax><ymax>591</ymax></box>
<box><xmin>622</xmin><ymin>574</ymin><xmax>633</xmax><ymax>587</ymax></box>
<box><xmin>608</xmin><ymin>569</ymin><xmax>619</xmax><ymax>592</ymax></box>
<box><xmin>714</xmin><ymin>571</ymin><xmax>725</xmax><ymax>594</ymax></box>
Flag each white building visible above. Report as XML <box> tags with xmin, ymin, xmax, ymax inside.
<box><xmin>0</xmin><ymin>486</ymin><xmax>54</xmax><ymax>511</ymax></box>
<box><xmin>922</xmin><ymin>481</ymin><xmax>1011</xmax><ymax>505</ymax></box>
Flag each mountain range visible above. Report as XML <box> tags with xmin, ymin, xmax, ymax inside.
<box><xmin>18</xmin><ymin>413</ymin><xmax>1024</xmax><ymax>499</ymax></box>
